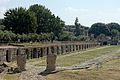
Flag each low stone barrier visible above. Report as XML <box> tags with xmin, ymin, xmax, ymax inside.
<box><xmin>0</xmin><ymin>42</ymin><xmax>99</xmax><ymax>63</ymax></box>
<box><xmin>0</xmin><ymin>42</ymin><xmax>99</xmax><ymax>73</ymax></box>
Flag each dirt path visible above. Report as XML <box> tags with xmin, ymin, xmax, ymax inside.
<box><xmin>18</xmin><ymin>46</ymin><xmax>120</xmax><ymax>80</ymax></box>
<box><xmin>18</xmin><ymin>69</ymin><xmax>46</xmax><ymax>80</ymax></box>
<box><xmin>65</xmin><ymin>49</ymin><xmax>120</xmax><ymax>70</ymax></box>
<box><xmin>0</xmin><ymin>68</ymin><xmax>9</xmax><ymax>80</ymax></box>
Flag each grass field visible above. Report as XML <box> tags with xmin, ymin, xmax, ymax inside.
<box><xmin>44</xmin><ymin>59</ymin><xmax>120</xmax><ymax>80</ymax></box>
<box><xmin>28</xmin><ymin>46</ymin><xmax>120</xmax><ymax>67</ymax></box>
<box><xmin>1</xmin><ymin>45</ymin><xmax>120</xmax><ymax>80</ymax></box>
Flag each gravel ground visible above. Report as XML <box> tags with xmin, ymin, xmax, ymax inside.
<box><xmin>18</xmin><ymin>49</ymin><xmax>120</xmax><ymax>80</ymax></box>
<box><xmin>18</xmin><ymin>68</ymin><xmax>46</xmax><ymax>80</ymax></box>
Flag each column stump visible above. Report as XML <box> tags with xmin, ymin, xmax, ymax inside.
<box><xmin>46</xmin><ymin>54</ymin><xmax>57</xmax><ymax>72</ymax></box>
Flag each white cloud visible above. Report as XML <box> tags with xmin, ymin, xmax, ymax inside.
<box><xmin>66</xmin><ymin>7</ymin><xmax>88</xmax><ymax>12</ymax></box>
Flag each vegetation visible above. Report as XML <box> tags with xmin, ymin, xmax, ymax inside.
<box><xmin>44</xmin><ymin>56</ymin><xmax>120</xmax><ymax>80</ymax></box>
<box><xmin>27</xmin><ymin>46</ymin><xmax>120</xmax><ymax>67</ymax></box>
<box><xmin>29</xmin><ymin>4</ymin><xmax>65</xmax><ymax>39</ymax></box>
<box><xmin>0</xmin><ymin>4</ymin><xmax>120</xmax><ymax>43</ymax></box>
<box><xmin>0</xmin><ymin>4</ymin><xmax>65</xmax><ymax>43</ymax></box>
<box><xmin>89</xmin><ymin>22</ymin><xmax>120</xmax><ymax>41</ymax></box>
<box><xmin>88</xmin><ymin>23</ymin><xmax>111</xmax><ymax>38</ymax></box>
<box><xmin>3</xmin><ymin>46</ymin><xmax>120</xmax><ymax>80</ymax></box>
<box><xmin>3</xmin><ymin>7</ymin><xmax>37</xmax><ymax>34</ymax></box>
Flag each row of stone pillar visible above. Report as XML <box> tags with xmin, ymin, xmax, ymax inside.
<box><xmin>0</xmin><ymin>43</ymin><xmax>98</xmax><ymax>63</ymax></box>
<box><xmin>24</xmin><ymin>43</ymin><xmax>98</xmax><ymax>59</ymax></box>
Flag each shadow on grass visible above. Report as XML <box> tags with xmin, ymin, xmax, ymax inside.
<box><xmin>38</xmin><ymin>69</ymin><xmax>65</xmax><ymax>76</ymax></box>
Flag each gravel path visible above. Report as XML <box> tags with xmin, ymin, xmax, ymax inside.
<box><xmin>18</xmin><ymin>68</ymin><xmax>46</xmax><ymax>80</ymax></box>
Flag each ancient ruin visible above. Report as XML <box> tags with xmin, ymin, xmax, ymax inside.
<box><xmin>0</xmin><ymin>42</ymin><xmax>99</xmax><ymax>72</ymax></box>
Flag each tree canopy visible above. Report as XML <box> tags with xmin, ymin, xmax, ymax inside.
<box><xmin>89</xmin><ymin>23</ymin><xmax>111</xmax><ymax>38</ymax></box>
<box><xmin>106</xmin><ymin>23</ymin><xmax>120</xmax><ymax>32</ymax></box>
<box><xmin>74</xmin><ymin>17</ymin><xmax>81</xmax><ymax>36</ymax></box>
<box><xmin>29</xmin><ymin>4</ymin><xmax>65</xmax><ymax>38</ymax></box>
<box><xmin>3</xmin><ymin>7</ymin><xmax>37</xmax><ymax>34</ymax></box>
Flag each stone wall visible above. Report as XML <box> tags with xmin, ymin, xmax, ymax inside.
<box><xmin>0</xmin><ymin>42</ymin><xmax>99</xmax><ymax>62</ymax></box>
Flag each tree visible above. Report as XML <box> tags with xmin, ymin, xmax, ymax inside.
<box><xmin>89</xmin><ymin>23</ymin><xmax>111</xmax><ymax>38</ymax></box>
<box><xmin>3</xmin><ymin>7</ymin><xmax>37</xmax><ymax>34</ymax></box>
<box><xmin>0</xmin><ymin>25</ymin><xmax>5</xmax><ymax>30</ymax></box>
<box><xmin>106</xmin><ymin>23</ymin><xmax>120</xmax><ymax>32</ymax></box>
<box><xmin>0</xmin><ymin>19</ymin><xmax>3</xmax><ymax>25</ymax></box>
<box><xmin>29</xmin><ymin>4</ymin><xmax>65</xmax><ymax>38</ymax></box>
<box><xmin>74</xmin><ymin>17</ymin><xmax>81</xmax><ymax>36</ymax></box>
<box><xmin>0</xmin><ymin>30</ymin><xmax>4</xmax><ymax>42</ymax></box>
<box><xmin>111</xmin><ymin>29</ymin><xmax>120</xmax><ymax>41</ymax></box>
<box><xmin>59</xmin><ymin>32</ymin><xmax>75</xmax><ymax>41</ymax></box>
<box><xmin>0</xmin><ymin>19</ymin><xmax>5</xmax><ymax>30</ymax></box>
<box><xmin>50</xmin><ymin>15</ymin><xmax>65</xmax><ymax>39</ymax></box>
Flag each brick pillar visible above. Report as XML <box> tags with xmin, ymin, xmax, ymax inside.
<box><xmin>44</xmin><ymin>47</ymin><xmax>48</xmax><ymax>56</ymax></box>
<box><xmin>61</xmin><ymin>45</ymin><xmax>66</xmax><ymax>54</ymax></box>
<box><xmin>54</xmin><ymin>46</ymin><xmax>57</xmax><ymax>55</ymax></box>
<box><xmin>85</xmin><ymin>44</ymin><xmax>87</xmax><ymax>49</ymax></box>
<box><xmin>63</xmin><ymin>45</ymin><xmax>66</xmax><ymax>54</ymax></box>
<box><xmin>74</xmin><ymin>44</ymin><xmax>77</xmax><ymax>51</ymax></box>
<box><xmin>82</xmin><ymin>44</ymin><xmax>84</xmax><ymax>50</ymax></box>
<box><xmin>68</xmin><ymin>45</ymin><xmax>71</xmax><ymax>53</ymax></box>
<box><xmin>38</xmin><ymin>48</ymin><xmax>41</xmax><ymax>58</ymax></box>
<box><xmin>26</xmin><ymin>49</ymin><xmax>29</xmax><ymax>59</ymax></box>
<box><xmin>83</xmin><ymin>44</ymin><xmax>86</xmax><ymax>50</ymax></box>
<box><xmin>88</xmin><ymin>44</ymin><xmax>90</xmax><ymax>48</ymax></box>
<box><xmin>57</xmin><ymin>46</ymin><xmax>61</xmax><ymax>55</ymax></box>
<box><xmin>51</xmin><ymin>46</ymin><xmax>54</xmax><ymax>54</ymax></box>
<box><xmin>71</xmin><ymin>45</ymin><xmax>74</xmax><ymax>52</ymax></box>
<box><xmin>17</xmin><ymin>48</ymin><xmax>26</xmax><ymax>71</ymax></box>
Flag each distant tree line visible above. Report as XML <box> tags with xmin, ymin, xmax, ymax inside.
<box><xmin>89</xmin><ymin>22</ymin><xmax>120</xmax><ymax>42</ymax></box>
<box><xmin>0</xmin><ymin>4</ymin><xmax>120</xmax><ymax>43</ymax></box>
<box><xmin>0</xmin><ymin>4</ymin><xmax>65</xmax><ymax>43</ymax></box>
<box><xmin>62</xmin><ymin>17</ymin><xmax>89</xmax><ymax>41</ymax></box>
<box><xmin>63</xmin><ymin>18</ymin><xmax>120</xmax><ymax>42</ymax></box>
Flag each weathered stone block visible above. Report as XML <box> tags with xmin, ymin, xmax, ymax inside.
<box><xmin>46</xmin><ymin>54</ymin><xmax>57</xmax><ymax>72</ymax></box>
<box><xmin>17</xmin><ymin>49</ymin><xmax>26</xmax><ymax>71</ymax></box>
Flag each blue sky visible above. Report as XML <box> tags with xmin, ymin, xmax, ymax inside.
<box><xmin>0</xmin><ymin>0</ymin><xmax>120</xmax><ymax>27</ymax></box>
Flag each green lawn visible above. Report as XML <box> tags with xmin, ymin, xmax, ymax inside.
<box><xmin>31</xmin><ymin>46</ymin><xmax>120</xmax><ymax>67</ymax></box>
<box><xmin>44</xmin><ymin>57</ymin><xmax>120</xmax><ymax>80</ymax></box>
<box><xmin>102</xmin><ymin>59</ymin><xmax>120</xmax><ymax>70</ymax></box>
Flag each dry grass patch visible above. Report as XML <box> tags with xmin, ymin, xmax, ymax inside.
<box><xmin>34</xmin><ymin>46</ymin><xmax>120</xmax><ymax>67</ymax></box>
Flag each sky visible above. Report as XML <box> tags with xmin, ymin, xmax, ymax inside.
<box><xmin>0</xmin><ymin>0</ymin><xmax>120</xmax><ymax>27</ymax></box>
